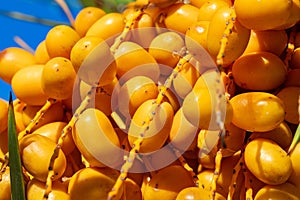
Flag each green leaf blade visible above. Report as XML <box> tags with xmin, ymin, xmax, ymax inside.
<box><xmin>288</xmin><ymin>123</ymin><xmax>300</xmax><ymax>154</ymax></box>
<box><xmin>8</xmin><ymin>92</ymin><xmax>26</xmax><ymax>200</ymax></box>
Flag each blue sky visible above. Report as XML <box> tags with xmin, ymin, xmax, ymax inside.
<box><xmin>0</xmin><ymin>0</ymin><xmax>83</xmax><ymax>101</ymax></box>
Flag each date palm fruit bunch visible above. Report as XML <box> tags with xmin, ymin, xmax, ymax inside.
<box><xmin>0</xmin><ymin>0</ymin><xmax>300</xmax><ymax>199</ymax></box>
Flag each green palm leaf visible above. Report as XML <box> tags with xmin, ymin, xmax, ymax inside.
<box><xmin>8</xmin><ymin>92</ymin><xmax>26</xmax><ymax>200</ymax></box>
<box><xmin>288</xmin><ymin>123</ymin><xmax>300</xmax><ymax>154</ymax></box>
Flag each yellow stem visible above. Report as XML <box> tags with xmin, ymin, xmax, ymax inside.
<box><xmin>284</xmin><ymin>26</ymin><xmax>297</xmax><ymax>68</ymax></box>
<box><xmin>18</xmin><ymin>98</ymin><xmax>57</xmax><ymax>140</ymax></box>
<box><xmin>110</xmin><ymin>6</ymin><xmax>146</xmax><ymax>54</ymax></box>
<box><xmin>108</xmin><ymin>53</ymin><xmax>193</xmax><ymax>199</ymax></box>
<box><xmin>211</xmin><ymin>149</ymin><xmax>222</xmax><ymax>200</ymax></box>
<box><xmin>43</xmin><ymin>86</ymin><xmax>96</xmax><ymax>199</ymax></box>
<box><xmin>227</xmin><ymin>155</ymin><xmax>243</xmax><ymax>200</ymax></box>
<box><xmin>216</xmin><ymin>7</ymin><xmax>236</xmax><ymax>69</ymax></box>
<box><xmin>244</xmin><ymin>166</ymin><xmax>253</xmax><ymax>200</ymax></box>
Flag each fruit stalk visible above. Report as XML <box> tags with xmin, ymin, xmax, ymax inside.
<box><xmin>43</xmin><ymin>86</ymin><xmax>96</xmax><ymax>200</ymax></box>
<box><xmin>108</xmin><ymin>53</ymin><xmax>193</xmax><ymax>199</ymax></box>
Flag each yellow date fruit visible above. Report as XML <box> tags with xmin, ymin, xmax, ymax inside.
<box><xmin>0</xmin><ymin>47</ymin><xmax>35</xmax><ymax>84</ymax></box>
<box><xmin>230</xmin><ymin>92</ymin><xmax>285</xmax><ymax>132</ymax></box>
<box><xmin>164</xmin><ymin>3</ymin><xmax>199</xmax><ymax>34</ymax></box>
<box><xmin>68</xmin><ymin>167</ymin><xmax>121</xmax><ymax>200</ymax></box>
<box><xmin>232</xmin><ymin>51</ymin><xmax>287</xmax><ymax>91</ymax></box>
<box><xmin>11</xmin><ymin>65</ymin><xmax>48</xmax><ymax>106</ymax></box>
<box><xmin>41</xmin><ymin>57</ymin><xmax>76</xmax><ymax>100</ymax></box>
<box><xmin>73</xmin><ymin>108</ymin><xmax>122</xmax><ymax>168</ymax></box>
<box><xmin>70</xmin><ymin>36</ymin><xmax>105</xmax><ymax>73</ymax></box>
<box><xmin>148</xmin><ymin>31</ymin><xmax>185</xmax><ymax>73</ymax></box>
<box><xmin>128</xmin><ymin>99</ymin><xmax>174</xmax><ymax>153</ymax></box>
<box><xmin>0</xmin><ymin>167</ymin><xmax>11</xmax><ymax>200</ymax></box>
<box><xmin>207</xmin><ymin>7</ymin><xmax>250</xmax><ymax>66</ymax></box>
<box><xmin>27</xmin><ymin>178</ymin><xmax>70</xmax><ymax>200</ymax></box>
<box><xmin>45</xmin><ymin>25</ymin><xmax>80</xmax><ymax>59</ymax></box>
<box><xmin>250</xmin><ymin>121</ymin><xmax>293</xmax><ymax>149</ymax></box>
<box><xmin>234</xmin><ymin>0</ymin><xmax>293</xmax><ymax>30</ymax></box>
<box><xmin>244</xmin><ymin>138</ymin><xmax>292</xmax><ymax>185</ymax></box>
<box><xmin>276</xmin><ymin>86</ymin><xmax>300</xmax><ymax>124</ymax></box>
<box><xmin>114</xmin><ymin>41</ymin><xmax>159</xmax><ymax>81</ymax></box>
<box><xmin>117</xmin><ymin>76</ymin><xmax>159</xmax><ymax>119</ymax></box>
<box><xmin>254</xmin><ymin>182</ymin><xmax>300</xmax><ymax>200</ymax></box>
<box><xmin>34</xmin><ymin>40</ymin><xmax>50</xmax><ymax>64</ymax></box>
<box><xmin>242</xmin><ymin>30</ymin><xmax>288</xmax><ymax>56</ymax></box>
<box><xmin>289</xmin><ymin>142</ymin><xmax>300</xmax><ymax>190</ymax></box>
<box><xmin>76</xmin><ymin>39</ymin><xmax>116</xmax><ymax>86</ymax></box>
<box><xmin>19</xmin><ymin>134</ymin><xmax>67</xmax><ymax>182</ymax></box>
<box><xmin>143</xmin><ymin>165</ymin><xmax>195</xmax><ymax>200</ymax></box>
<box><xmin>86</xmin><ymin>12</ymin><xmax>125</xmax><ymax>42</ymax></box>
<box><xmin>32</xmin><ymin>121</ymin><xmax>75</xmax><ymax>156</ymax></box>
<box><xmin>74</xmin><ymin>6</ymin><xmax>106</xmax><ymax>37</ymax></box>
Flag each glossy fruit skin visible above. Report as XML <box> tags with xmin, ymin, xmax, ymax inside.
<box><xmin>11</xmin><ymin>65</ymin><xmax>48</xmax><ymax>106</ymax></box>
<box><xmin>70</xmin><ymin>36</ymin><xmax>104</xmax><ymax>73</ymax></box>
<box><xmin>0</xmin><ymin>99</ymin><xmax>8</xmax><ymax>133</ymax></box>
<box><xmin>169</xmin><ymin>108</ymin><xmax>199</xmax><ymax>152</ymax></box>
<box><xmin>244</xmin><ymin>138</ymin><xmax>292</xmax><ymax>185</ymax></box>
<box><xmin>34</xmin><ymin>40</ymin><xmax>50</xmax><ymax>64</ymax></box>
<box><xmin>288</xmin><ymin>142</ymin><xmax>300</xmax><ymax>190</ymax></box>
<box><xmin>273</xmin><ymin>0</ymin><xmax>300</xmax><ymax>29</ymax></box>
<box><xmin>114</xmin><ymin>41</ymin><xmax>159</xmax><ymax>81</ymax></box>
<box><xmin>254</xmin><ymin>182</ymin><xmax>300</xmax><ymax>200</ymax></box>
<box><xmin>148</xmin><ymin>31</ymin><xmax>185</xmax><ymax>73</ymax></box>
<box><xmin>74</xmin><ymin>6</ymin><xmax>106</xmax><ymax>37</ymax></box>
<box><xmin>76</xmin><ymin>39</ymin><xmax>116</xmax><ymax>86</ymax></box>
<box><xmin>234</xmin><ymin>0</ymin><xmax>293</xmax><ymax>30</ymax></box>
<box><xmin>242</xmin><ymin>30</ymin><xmax>288</xmax><ymax>56</ymax></box>
<box><xmin>221</xmin><ymin>123</ymin><xmax>245</xmax><ymax>157</ymax></box>
<box><xmin>197</xmin><ymin>0</ymin><xmax>231</xmax><ymax>21</ymax></box>
<box><xmin>68</xmin><ymin>167</ymin><xmax>121</xmax><ymax>200</ymax></box>
<box><xmin>232</xmin><ymin>51</ymin><xmax>287</xmax><ymax>91</ymax></box>
<box><xmin>182</xmin><ymin>71</ymin><xmax>233</xmax><ymax>130</ymax></box>
<box><xmin>207</xmin><ymin>7</ymin><xmax>250</xmax><ymax>66</ymax></box>
<box><xmin>197</xmin><ymin>129</ymin><xmax>219</xmax><ymax>169</ymax></box>
<box><xmin>86</xmin><ymin>12</ymin><xmax>125</xmax><ymax>42</ymax></box>
<box><xmin>250</xmin><ymin>122</ymin><xmax>293</xmax><ymax>149</ymax></box>
<box><xmin>0</xmin><ymin>167</ymin><xmax>11</xmax><ymax>200</ymax></box>
<box><xmin>0</xmin><ymin>47</ymin><xmax>36</xmax><ymax>84</ymax></box>
<box><xmin>13</xmin><ymin>99</ymin><xmax>26</xmax><ymax>132</ymax></box>
<box><xmin>127</xmin><ymin>12</ymin><xmax>157</xmax><ymax>48</ymax></box>
<box><xmin>41</xmin><ymin>57</ymin><xmax>76</xmax><ymax>100</ymax></box>
<box><xmin>164</xmin><ymin>3</ymin><xmax>199</xmax><ymax>34</ymax></box>
<box><xmin>79</xmin><ymin>78</ymin><xmax>117</xmax><ymax>116</ymax></box>
<box><xmin>19</xmin><ymin>134</ymin><xmax>67</xmax><ymax>182</ymax></box>
<box><xmin>21</xmin><ymin>102</ymin><xmax>65</xmax><ymax>132</ymax></box>
<box><xmin>175</xmin><ymin>187</ymin><xmax>204</xmax><ymax>200</ymax></box>
<box><xmin>173</xmin><ymin>62</ymin><xmax>201</xmax><ymax>99</ymax></box>
<box><xmin>185</xmin><ymin>20</ymin><xmax>210</xmax><ymax>51</ymax></box>
<box><xmin>143</xmin><ymin>165</ymin><xmax>195</xmax><ymax>200</ymax></box>
<box><xmin>117</xmin><ymin>76</ymin><xmax>159</xmax><ymax>119</ymax></box>
<box><xmin>276</xmin><ymin>86</ymin><xmax>300</xmax><ymax>124</ymax></box>
<box><xmin>45</xmin><ymin>25</ymin><xmax>80</xmax><ymax>59</ymax></box>
<box><xmin>121</xmin><ymin>178</ymin><xmax>143</xmax><ymax>200</ymax></box>
<box><xmin>26</xmin><ymin>178</ymin><xmax>70</xmax><ymax>200</ymax></box>
<box><xmin>230</xmin><ymin>92</ymin><xmax>285</xmax><ymax>132</ymax></box>
<box><xmin>32</xmin><ymin>121</ymin><xmax>75</xmax><ymax>156</ymax></box>
<box><xmin>128</xmin><ymin>100</ymin><xmax>174</xmax><ymax>153</ymax></box>
<box><xmin>73</xmin><ymin>108</ymin><xmax>122</xmax><ymax>168</ymax></box>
